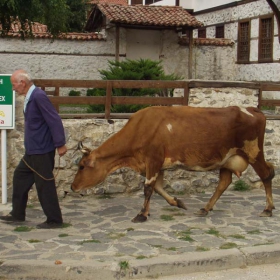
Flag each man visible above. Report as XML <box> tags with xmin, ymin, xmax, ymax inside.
<box><xmin>0</xmin><ymin>69</ymin><xmax>67</xmax><ymax>229</ymax></box>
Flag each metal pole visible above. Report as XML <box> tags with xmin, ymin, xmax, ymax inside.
<box><xmin>1</xmin><ymin>129</ymin><xmax>7</xmax><ymax>204</ymax></box>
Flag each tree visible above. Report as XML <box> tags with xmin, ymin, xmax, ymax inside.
<box><xmin>0</xmin><ymin>0</ymin><xmax>88</xmax><ymax>38</ymax></box>
<box><xmin>86</xmin><ymin>59</ymin><xmax>182</xmax><ymax>113</ymax></box>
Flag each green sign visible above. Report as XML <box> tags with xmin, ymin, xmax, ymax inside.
<box><xmin>0</xmin><ymin>75</ymin><xmax>15</xmax><ymax>129</ymax></box>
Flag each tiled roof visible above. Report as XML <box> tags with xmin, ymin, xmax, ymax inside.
<box><xmin>89</xmin><ymin>3</ymin><xmax>203</xmax><ymax>28</ymax></box>
<box><xmin>88</xmin><ymin>0</ymin><xmax>127</xmax><ymax>5</ymax></box>
<box><xmin>178</xmin><ymin>37</ymin><xmax>235</xmax><ymax>46</ymax></box>
<box><xmin>0</xmin><ymin>20</ymin><xmax>104</xmax><ymax>40</ymax></box>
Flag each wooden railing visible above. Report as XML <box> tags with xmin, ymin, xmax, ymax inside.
<box><xmin>33</xmin><ymin>79</ymin><xmax>280</xmax><ymax>120</ymax></box>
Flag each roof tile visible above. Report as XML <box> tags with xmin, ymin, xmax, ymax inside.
<box><xmin>95</xmin><ymin>3</ymin><xmax>203</xmax><ymax>28</ymax></box>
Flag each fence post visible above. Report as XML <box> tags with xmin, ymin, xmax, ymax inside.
<box><xmin>258</xmin><ymin>84</ymin><xmax>262</xmax><ymax>109</ymax></box>
<box><xmin>54</xmin><ymin>86</ymin><xmax>60</xmax><ymax>112</ymax></box>
<box><xmin>183</xmin><ymin>81</ymin><xmax>189</xmax><ymax>105</ymax></box>
<box><xmin>105</xmin><ymin>81</ymin><xmax>112</xmax><ymax>119</ymax></box>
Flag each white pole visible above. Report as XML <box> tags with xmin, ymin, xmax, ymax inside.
<box><xmin>1</xmin><ymin>129</ymin><xmax>7</xmax><ymax>204</ymax></box>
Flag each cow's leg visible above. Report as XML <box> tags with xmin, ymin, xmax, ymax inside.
<box><xmin>154</xmin><ymin>171</ymin><xmax>187</xmax><ymax>210</ymax></box>
<box><xmin>251</xmin><ymin>158</ymin><xmax>275</xmax><ymax>217</ymax></box>
<box><xmin>195</xmin><ymin>168</ymin><xmax>232</xmax><ymax>217</ymax></box>
<box><xmin>131</xmin><ymin>183</ymin><xmax>154</xmax><ymax>223</ymax></box>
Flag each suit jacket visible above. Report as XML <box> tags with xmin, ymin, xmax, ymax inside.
<box><xmin>24</xmin><ymin>87</ymin><xmax>66</xmax><ymax>155</ymax></box>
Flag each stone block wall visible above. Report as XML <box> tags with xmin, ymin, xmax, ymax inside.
<box><xmin>5</xmin><ymin>86</ymin><xmax>280</xmax><ymax>200</ymax></box>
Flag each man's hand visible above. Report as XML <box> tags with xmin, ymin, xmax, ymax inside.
<box><xmin>57</xmin><ymin>145</ymin><xmax>67</xmax><ymax>156</ymax></box>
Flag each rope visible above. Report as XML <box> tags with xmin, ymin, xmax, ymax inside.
<box><xmin>22</xmin><ymin>157</ymin><xmax>60</xmax><ymax>181</ymax></box>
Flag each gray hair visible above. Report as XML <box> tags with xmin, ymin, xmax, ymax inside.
<box><xmin>14</xmin><ymin>70</ymin><xmax>33</xmax><ymax>83</ymax></box>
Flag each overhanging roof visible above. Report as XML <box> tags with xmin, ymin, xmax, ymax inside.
<box><xmin>85</xmin><ymin>3</ymin><xmax>204</xmax><ymax>31</ymax></box>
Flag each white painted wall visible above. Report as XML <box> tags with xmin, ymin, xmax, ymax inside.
<box><xmin>141</xmin><ymin>0</ymin><xmax>242</xmax><ymax>11</ymax></box>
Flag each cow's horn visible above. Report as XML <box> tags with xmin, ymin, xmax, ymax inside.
<box><xmin>77</xmin><ymin>141</ymin><xmax>91</xmax><ymax>155</ymax></box>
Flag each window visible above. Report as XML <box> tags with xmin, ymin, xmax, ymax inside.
<box><xmin>237</xmin><ymin>21</ymin><xmax>250</xmax><ymax>63</ymax></box>
<box><xmin>259</xmin><ymin>16</ymin><xmax>273</xmax><ymax>62</ymax></box>
<box><xmin>131</xmin><ymin>0</ymin><xmax>142</xmax><ymax>4</ymax></box>
<box><xmin>198</xmin><ymin>28</ymin><xmax>206</xmax><ymax>38</ymax></box>
<box><xmin>216</xmin><ymin>25</ymin><xmax>224</xmax><ymax>38</ymax></box>
<box><xmin>145</xmin><ymin>0</ymin><xmax>161</xmax><ymax>4</ymax></box>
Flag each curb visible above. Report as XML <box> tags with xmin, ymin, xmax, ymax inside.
<box><xmin>2</xmin><ymin>244</ymin><xmax>280</xmax><ymax>279</ymax></box>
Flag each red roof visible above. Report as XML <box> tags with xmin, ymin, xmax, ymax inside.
<box><xmin>1</xmin><ymin>20</ymin><xmax>104</xmax><ymax>40</ymax></box>
<box><xmin>88</xmin><ymin>0</ymin><xmax>128</xmax><ymax>5</ymax></box>
<box><xmin>87</xmin><ymin>3</ymin><xmax>203</xmax><ymax>29</ymax></box>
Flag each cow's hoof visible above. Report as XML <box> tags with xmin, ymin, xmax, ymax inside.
<box><xmin>175</xmin><ymin>197</ymin><xmax>187</xmax><ymax>210</ymax></box>
<box><xmin>194</xmin><ymin>208</ymin><xmax>208</xmax><ymax>217</ymax></box>
<box><xmin>131</xmin><ymin>214</ymin><xmax>148</xmax><ymax>223</ymax></box>
<box><xmin>259</xmin><ymin>209</ymin><xmax>272</xmax><ymax>217</ymax></box>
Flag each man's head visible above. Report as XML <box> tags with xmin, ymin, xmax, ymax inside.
<box><xmin>10</xmin><ymin>69</ymin><xmax>33</xmax><ymax>96</ymax></box>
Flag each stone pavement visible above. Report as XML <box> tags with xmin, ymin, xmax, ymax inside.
<box><xmin>1</xmin><ymin>188</ymin><xmax>280</xmax><ymax>279</ymax></box>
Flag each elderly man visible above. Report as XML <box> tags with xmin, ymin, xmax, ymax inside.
<box><xmin>0</xmin><ymin>69</ymin><xmax>67</xmax><ymax>229</ymax></box>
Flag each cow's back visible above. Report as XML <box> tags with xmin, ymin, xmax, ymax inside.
<box><xmin>122</xmin><ymin>106</ymin><xmax>266</xmax><ymax>169</ymax></box>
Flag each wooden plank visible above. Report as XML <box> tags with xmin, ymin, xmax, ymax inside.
<box><xmin>261</xmin><ymin>84</ymin><xmax>280</xmax><ymax>91</ymax></box>
<box><xmin>189</xmin><ymin>80</ymin><xmax>260</xmax><ymax>89</ymax></box>
<box><xmin>48</xmin><ymin>96</ymin><xmax>106</xmax><ymax>105</ymax></box>
<box><xmin>111</xmin><ymin>80</ymin><xmax>187</xmax><ymax>88</ymax></box>
<box><xmin>34</xmin><ymin>79</ymin><xmax>108</xmax><ymax>88</ymax></box>
<box><xmin>111</xmin><ymin>96</ymin><xmax>184</xmax><ymax>105</ymax></box>
<box><xmin>259</xmin><ymin>99</ymin><xmax>280</xmax><ymax>106</ymax></box>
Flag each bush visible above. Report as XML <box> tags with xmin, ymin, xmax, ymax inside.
<box><xmin>87</xmin><ymin>59</ymin><xmax>182</xmax><ymax>113</ymax></box>
<box><xmin>68</xmin><ymin>90</ymin><xmax>81</xmax><ymax>96</ymax></box>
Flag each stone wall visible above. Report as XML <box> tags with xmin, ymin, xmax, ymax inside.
<box><xmin>6</xmin><ymin>86</ymin><xmax>280</xmax><ymax>200</ymax></box>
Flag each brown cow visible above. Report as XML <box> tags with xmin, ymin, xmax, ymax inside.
<box><xmin>71</xmin><ymin>106</ymin><xmax>275</xmax><ymax>222</ymax></box>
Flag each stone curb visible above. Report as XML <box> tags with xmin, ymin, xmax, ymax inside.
<box><xmin>1</xmin><ymin>244</ymin><xmax>280</xmax><ymax>279</ymax></box>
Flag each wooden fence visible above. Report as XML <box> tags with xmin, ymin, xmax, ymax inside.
<box><xmin>33</xmin><ymin>79</ymin><xmax>280</xmax><ymax>120</ymax></box>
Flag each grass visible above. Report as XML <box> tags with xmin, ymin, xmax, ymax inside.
<box><xmin>229</xmin><ymin>234</ymin><xmax>246</xmax><ymax>239</ymax></box>
<box><xmin>233</xmin><ymin>179</ymin><xmax>250</xmax><ymax>191</ymax></box>
<box><xmin>79</xmin><ymin>239</ymin><xmax>101</xmax><ymax>245</ymax></box>
<box><xmin>167</xmin><ymin>247</ymin><xmax>177</xmax><ymax>251</ymax></box>
<box><xmin>108</xmin><ymin>232</ymin><xmax>126</xmax><ymax>239</ymax></box>
<box><xmin>196</xmin><ymin>246</ymin><xmax>210</xmax><ymax>252</ymax></box>
<box><xmin>247</xmin><ymin>229</ymin><xmax>261</xmax><ymax>235</ymax></box>
<box><xmin>136</xmin><ymin>255</ymin><xmax>147</xmax><ymax>259</ymax></box>
<box><xmin>62</xmin><ymin>223</ymin><xmax>72</xmax><ymax>228</ymax></box>
<box><xmin>28</xmin><ymin>239</ymin><xmax>41</xmax><ymax>243</ymax></box>
<box><xmin>119</xmin><ymin>261</ymin><xmax>129</xmax><ymax>270</ymax></box>
<box><xmin>206</xmin><ymin>228</ymin><xmax>220</xmax><ymax>237</ymax></box>
<box><xmin>177</xmin><ymin>230</ymin><xmax>195</xmax><ymax>242</ymax></box>
<box><xmin>160</xmin><ymin>215</ymin><xmax>174</xmax><ymax>221</ymax></box>
<box><xmin>14</xmin><ymin>226</ymin><xmax>33</xmax><ymax>232</ymax></box>
<box><xmin>58</xmin><ymin>233</ymin><xmax>69</xmax><ymax>238</ymax></box>
<box><xmin>220</xmin><ymin>242</ymin><xmax>238</xmax><ymax>249</ymax></box>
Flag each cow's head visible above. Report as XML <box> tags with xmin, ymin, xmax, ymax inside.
<box><xmin>71</xmin><ymin>142</ymin><xmax>107</xmax><ymax>192</ymax></box>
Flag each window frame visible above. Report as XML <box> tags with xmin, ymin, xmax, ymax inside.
<box><xmin>258</xmin><ymin>15</ymin><xmax>274</xmax><ymax>63</ymax></box>
<box><xmin>237</xmin><ymin>20</ymin><xmax>251</xmax><ymax>64</ymax></box>
<box><xmin>215</xmin><ymin>25</ymin><xmax>225</xmax><ymax>38</ymax></box>
<box><xmin>198</xmin><ymin>28</ymin><xmax>206</xmax><ymax>38</ymax></box>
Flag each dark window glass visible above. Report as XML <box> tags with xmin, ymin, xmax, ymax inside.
<box><xmin>131</xmin><ymin>0</ymin><xmax>142</xmax><ymax>4</ymax></box>
<box><xmin>238</xmin><ymin>21</ymin><xmax>250</xmax><ymax>62</ymax></box>
<box><xmin>198</xmin><ymin>28</ymin><xmax>206</xmax><ymax>38</ymax></box>
<box><xmin>259</xmin><ymin>17</ymin><xmax>273</xmax><ymax>62</ymax></box>
<box><xmin>216</xmin><ymin>25</ymin><xmax>224</xmax><ymax>38</ymax></box>
<box><xmin>145</xmin><ymin>0</ymin><xmax>161</xmax><ymax>4</ymax></box>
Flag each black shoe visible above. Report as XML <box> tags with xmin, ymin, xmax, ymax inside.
<box><xmin>0</xmin><ymin>215</ymin><xmax>25</xmax><ymax>222</ymax></box>
<box><xmin>36</xmin><ymin>221</ymin><xmax>63</xmax><ymax>229</ymax></box>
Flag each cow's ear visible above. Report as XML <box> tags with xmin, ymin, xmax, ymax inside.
<box><xmin>84</xmin><ymin>158</ymin><xmax>95</xmax><ymax>167</ymax></box>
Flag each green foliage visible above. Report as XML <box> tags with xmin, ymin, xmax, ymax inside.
<box><xmin>233</xmin><ymin>180</ymin><xmax>250</xmax><ymax>192</ymax></box>
<box><xmin>0</xmin><ymin>0</ymin><xmax>87</xmax><ymax>38</ymax></box>
<box><xmin>14</xmin><ymin>226</ymin><xmax>33</xmax><ymax>232</ymax></box>
<box><xmin>119</xmin><ymin>261</ymin><xmax>129</xmax><ymax>270</ymax></box>
<box><xmin>68</xmin><ymin>90</ymin><xmax>81</xmax><ymax>96</ymax></box>
<box><xmin>87</xmin><ymin>59</ymin><xmax>182</xmax><ymax>113</ymax></box>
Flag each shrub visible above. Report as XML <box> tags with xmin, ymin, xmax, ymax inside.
<box><xmin>87</xmin><ymin>58</ymin><xmax>182</xmax><ymax>113</ymax></box>
<box><xmin>68</xmin><ymin>90</ymin><xmax>81</xmax><ymax>96</ymax></box>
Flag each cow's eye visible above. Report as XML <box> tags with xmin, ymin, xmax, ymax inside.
<box><xmin>79</xmin><ymin>166</ymin><xmax>84</xmax><ymax>170</ymax></box>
